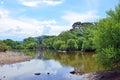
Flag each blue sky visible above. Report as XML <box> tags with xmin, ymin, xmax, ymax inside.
<box><xmin>0</xmin><ymin>0</ymin><xmax>119</xmax><ymax>41</ymax></box>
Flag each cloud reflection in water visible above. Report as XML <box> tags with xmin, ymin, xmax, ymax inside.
<box><xmin>0</xmin><ymin>59</ymin><xmax>84</xmax><ymax>80</ymax></box>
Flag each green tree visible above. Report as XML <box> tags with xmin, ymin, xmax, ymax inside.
<box><xmin>24</xmin><ymin>37</ymin><xmax>36</xmax><ymax>43</ymax></box>
<box><xmin>67</xmin><ymin>39</ymin><xmax>78</xmax><ymax>51</ymax></box>
<box><xmin>82</xmin><ymin>38</ymin><xmax>93</xmax><ymax>51</ymax></box>
<box><xmin>42</xmin><ymin>37</ymin><xmax>55</xmax><ymax>49</ymax></box>
<box><xmin>16</xmin><ymin>44</ymin><xmax>24</xmax><ymax>49</ymax></box>
<box><xmin>59</xmin><ymin>31</ymin><xmax>76</xmax><ymax>42</ymax></box>
<box><xmin>53</xmin><ymin>40</ymin><xmax>67</xmax><ymax>50</ymax></box>
<box><xmin>0</xmin><ymin>41</ymin><xmax>9</xmax><ymax>52</ymax></box>
<box><xmin>53</xmin><ymin>40</ymin><xmax>64</xmax><ymax>50</ymax></box>
<box><xmin>76</xmin><ymin>37</ymin><xmax>84</xmax><ymax>50</ymax></box>
<box><xmin>60</xmin><ymin>44</ymin><xmax>67</xmax><ymax>51</ymax></box>
<box><xmin>71</xmin><ymin>29</ymin><xmax>83</xmax><ymax>37</ymax></box>
<box><xmin>41</xmin><ymin>23</ymin><xmax>95</xmax><ymax>51</ymax></box>
<box><xmin>106</xmin><ymin>3</ymin><xmax>120</xmax><ymax>22</ymax></box>
<box><xmin>23</xmin><ymin>37</ymin><xmax>37</xmax><ymax>49</ymax></box>
<box><xmin>26</xmin><ymin>42</ymin><xmax>37</xmax><ymax>50</ymax></box>
<box><xmin>3</xmin><ymin>39</ymin><xmax>21</xmax><ymax>49</ymax></box>
<box><xmin>81</xmin><ymin>25</ymin><xmax>95</xmax><ymax>51</ymax></box>
<box><xmin>93</xmin><ymin>3</ymin><xmax>120</xmax><ymax>68</ymax></box>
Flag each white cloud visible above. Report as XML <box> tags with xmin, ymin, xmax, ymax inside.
<box><xmin>47</xmin><ymin>25</ymin><xmax>71</xmax><ymax>35</ymax></box>
<box><xmin>19</xmin><ymin>0</ymin><xmax>63</xmax><ymax>7</ymax></box>
<box><xmin>62</xmin><ymin>11</ymin><xmax>100</xmax><ymax>24</ymax></box>
<box><xmin>0</xmin><ymin>9</ymin><xmax>9</xmax><ymax>18</ymax></box>
<box><xmin>43</xmin><ymin>0</ymin><xmax>63</xmax><ymax>6</ymax></box>
<box><xmin>0</xmin><ymin>9</ymin><xmax>70</xmax><ymax>40</ymax></box>
<box><xmin>0</xmin><ymin>17</ymin><xmax>43</xmax><ymax>38</ymax></box>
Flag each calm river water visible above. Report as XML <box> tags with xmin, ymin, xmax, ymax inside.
<box><xmin>0</xmin><ymin>50</ymin><xmax>103</xmax><ymax>80</ymax></box>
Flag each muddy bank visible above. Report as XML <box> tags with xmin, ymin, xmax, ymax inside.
<box><xmin>84</xmin><ymin>68</ymin><xmax>120</xmax><ymax>80</ymax></box>
<box><xmin>0</xmin><ymin>51</ymin><xmax>32</xmax><ymax>65</ymax></box>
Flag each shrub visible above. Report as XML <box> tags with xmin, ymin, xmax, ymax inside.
<box><xmin>0</xmin><ymin>41</ymin><xmax>9</xmax><ymax>52</ymax></box>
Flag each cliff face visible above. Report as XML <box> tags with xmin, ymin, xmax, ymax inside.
<box><xmin>72</xmin><ymin>22</ymin><xmax>96</xmax><ymax>29</ymax></box>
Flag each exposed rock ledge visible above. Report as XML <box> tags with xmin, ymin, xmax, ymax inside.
<box><xmin>0</xmin><ymin>51</ymin><xmax>32</xmax><ymax>65</ymax></box>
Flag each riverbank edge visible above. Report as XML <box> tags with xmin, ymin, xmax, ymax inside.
<box><xmin>0</xmin><ymin>51</ymin><xmax>32</xmax><ymax>65</ymax></box>
<box><xmin>84</xmin><ymin>68</ymin><xmax>120</xmax><ymax>80</ymax></box>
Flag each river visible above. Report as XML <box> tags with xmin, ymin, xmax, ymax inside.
<box><xmin>0</xmin><ymin>50</ymin><xmax>103</xmax><ymax>80</ymax></box>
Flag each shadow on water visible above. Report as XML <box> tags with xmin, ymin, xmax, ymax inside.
<box><xmin>0</xmin><ymin>50</ymin><xmax>104</xmax><ymax>80</ymax></box>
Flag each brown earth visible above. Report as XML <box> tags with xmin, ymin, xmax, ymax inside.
<box><xmin>84</xmin><ymin>68</ymin><xmax>120</xmax><ymax>80</ymax></box>
<box><xmin>0</xmin><ymin>51</ymin><xmax>32</xmax><ymax>65</ymax></box>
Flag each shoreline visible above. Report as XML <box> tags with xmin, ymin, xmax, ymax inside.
<box><xmin>1</xmin><ymin>51</ymin><xmax>120</xmax><ymax>80</ymax></box>
<box><xmin>84</xmin><ymin>68</ymin><xmax>120</xmax><ymax>80</ymax></box>
<box><xmin>0</xmin><ymin>51</ymin><xmax>32</xmax><ymax>65</ymax></box>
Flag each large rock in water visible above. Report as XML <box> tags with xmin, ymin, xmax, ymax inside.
<box><xmin>34</xmin><ymin>73</ymin><xmax>41</xmax><ymax>75</ymax></box>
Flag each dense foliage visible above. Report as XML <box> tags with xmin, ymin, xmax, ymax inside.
<box><xmin>93</xmin><ymin>3</ymin><xmax>120</xmax><ymax>68</ymax></box>
<box><xmin>3</xmin><ymin>39</ymin><xmax>23</xmax><ymax>49</ymax></box>
<box><xmin>23</xmin><ymin>37</ymin><xmax>37</xmax><ymax>50</ymax></box>
<box><xmin>0</xmin><ymin>36</ymin><xmax>54</xmax><ymax>51</ymax></box>
<box><xmin>0</xmin><ymin>41</ymin><xmax>9</xmax><ymax>52</ymax></box>
<box><xmin>42</xmin><ymin>24</ymin><xmax>95</xmax><ymax>51</ymax></box>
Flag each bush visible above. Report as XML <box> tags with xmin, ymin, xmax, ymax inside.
<box><xmin>67</xmin><ymin>39</ymin><xmax>78</xmax><ymax>51</ymax></box>
<box><xmin>93</xmin><ymin>3</ymin><xmax>120</xmax><ymax>68</ymax></box>
<box><xmin>0</xmin><ymin>41</ymin><xmax>9</xmax><ymax>52</ymax></box>
<box><xmin>53</xmin><ymin>40</ymin><xmax>65</xmax><ymax>50</ymax></box>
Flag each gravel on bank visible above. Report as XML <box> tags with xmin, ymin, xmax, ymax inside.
<box><xmin>0</xmin><ymin>51</ymin><xmax>32</xmax><ymax>65</ymax></box>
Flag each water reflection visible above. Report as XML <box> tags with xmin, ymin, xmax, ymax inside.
<box><xmin>35</xmin><ymin>51</ymin><xmax>45</xmax><ymax>59</ymax></box>
<box><xmin>0</xmin><ymin>59</ymin><xmax>84</xmax><ymax>80</ymax></box>
<box><xmin>23</xmin><ymin>50</ymin><xmax>103</xmax><ymax>73</ymax></box>
<box><xmin>42</xmin><ymin>50</ymin><xmax>103</xmax><ymax>73</ymax></box>
<box><xmin>0</xmin><ymin>50</ymin><xmax>104</xmax><ymax>80</ymax></box>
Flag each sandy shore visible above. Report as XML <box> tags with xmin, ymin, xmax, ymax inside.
<box><xmin>0</xmin><ymin>51</ymin><xmax>32</xmax><ymax>65</ymax></box>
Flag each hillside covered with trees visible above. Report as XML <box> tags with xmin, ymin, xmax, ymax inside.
<box><xmin>0</xmin><ymin>21</ymin><xmax>96</xmax><ymax>52</ymax></box>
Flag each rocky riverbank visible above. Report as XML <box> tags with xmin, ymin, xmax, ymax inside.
<box><xmin>84</xmin><ymin>68</ymin><xmax>120</xmax><ymax>80</ymax></box>
<box><xmin>0</xmin><ymin>51</ymin><xmax>32</xmax><ymax>65</ymax></box>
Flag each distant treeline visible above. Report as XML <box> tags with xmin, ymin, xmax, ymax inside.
<box><xmin>0</xmin><ymin>21</ymin><xmax>96</xmax><ymax>52</ymax></box>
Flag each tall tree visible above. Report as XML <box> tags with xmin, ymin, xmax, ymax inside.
<box><xmin>93</xmin><ymin>3</ymin><xmax>120</xmax><ymax>68</ymax></box>
<box><xmin>0</xmin><ymin>41</ymin><xmax>9</xmax><ymax>52</ymax></box>
<box><xmin>67</xmin><ymin>39</ymin><xmax>78</xmax><ymax>51</ymax></box>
